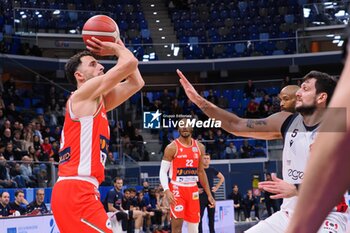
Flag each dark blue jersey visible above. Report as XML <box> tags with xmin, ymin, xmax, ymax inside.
<box><xmin>106</xmin><ymin>188</ymin><xmax>123</xmax><ymax>210</ymax></box>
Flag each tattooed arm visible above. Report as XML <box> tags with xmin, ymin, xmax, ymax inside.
<box><xmin>177</xmin><ymin>70</ymin><xmax>291</xmax><ymax>140</ymax></box>
<box><xmin>200</xmin><ymin>102</ymin><xmax>291</xmax><ymax>140</ymax></box>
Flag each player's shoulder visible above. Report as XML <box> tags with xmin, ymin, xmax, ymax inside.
<box><xmin>195</xmin><ymin>140</ymin><xmax>205</xmax><ymax>150</ymax></box>
<box><xmin>165</xmin><ymin>141</ymin><xmax>177</xmax><ymax>152</ymax></box>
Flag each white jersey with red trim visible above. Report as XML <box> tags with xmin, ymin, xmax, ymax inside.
<box><xmin>169</xmin><ymin>138</ymin><xmax>200</xmax><ymax>185</ymax></box>
<box><xmin>58</xmin><ymin>97</ymin><xmax>110</xmax><ymax>184</ymax></box>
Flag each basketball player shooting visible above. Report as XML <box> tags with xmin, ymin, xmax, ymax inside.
<box><xmin>51</xmin><ymin>36</ymin><xmax>144</xmax><ymax>232</ymax></box>
<box><xmin>177</xmin><ymin>69</ymin><xmax>348</xmax><ymax>232</ymax></box>
<box><xmin>159</xmin><ymin>119</ymin><xmax>215</xmax><ymax>233</ymax></box>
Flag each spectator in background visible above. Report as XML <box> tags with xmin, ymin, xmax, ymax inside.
<box><xmin>281</xmin><ymin>76</ymin><xmax>292</xmax><ymax>88</ymax></box>
<box><xmin>4</xmin><ymin>142</ymin><xmax>21</xmax><ymax>161</ymax></box>
<box><xmin>2</xmin><ymin>128</ymin><xmax>12</xmax><ymax>145</ymax></box>
<box><xmin>207</xmin><ymin>89</ymin><xmax>218</xmax><ymax>104</ymax></box>
<box><xmin>52</xmin><ymin>126</ymin><xmax>61</xmax><ymax>142</ymax></box>
<box><xmin>0</xmin><ymin>191</ymin><xmax>11</xmax><ymax>217</ymax></box>
<box><xmin>215</xmin><ymin>130</ymin><xmax>226</xmax><ymax>159</ymax></box>
<box><xmin>0</xmin><ymin>94</ymin><xmax>5</xmax><ymax>110</ymax></box>
<box><xmin>106</xmin><ymin>151</ymin><xmax>117</xmax><ymax>166</ymax></box>
<box><xmin>27</xmin><ymin>146</ymin><xmax>39</xmax><ymax>162</ymax></box>
<box><xmin>41</xmin><ymin>127</ymin><xmax>53</xmax><ymax>141</ymax></box>
<box><xmin>41</xmin><ymin>137</ymin><xmax>53</xmax><ymax>161</ymax></box>
<box><xmin>159</xmin><ymin>129</ymin><xmax>170</xmax><ymax>157</ymax></box>
<box><xmin>12</xmin><ymin>130</ymin><xmax>25</xmax><ymax>151</ymax></box>
<box><xmin>10</xmin><ymin>163</ymin><xmax>26</xmax><ymax>188</ymax></box>
<box><xmin>160</xmin><ymin>89</ymin><xmax>173</xmax><ymax>112</ymax></box>
<box><xmin>26</xmin><ymin>189</ymin><xmax>48</xmax><ymax>214</ymax></box>
<box><xmin>6</xmin><ymin>103</ymin><xmax>20</xmax><ymax>122</ymax></box>
<box><xmin>243</xmin><ymin>189</ymin><xmax>259</xmax><ymax>222</ymax></box>
<box><xmin>259</xmin><ymin>94</ymin><xmax>272</xmax><ymax>117</ymax></box>
<box><xmin>1</xmin><ymin>120</ymin><xmax>11</xmax><ymax>135</ymax></box>
<box><xmin>33</xmin><ymin>123</ymin><xmax>43</xmax><ymax>142</ymax></box>
<box><xmin>246</xmin><ymin>99</ymin><xmax>259</xmax><ymax>118</ymax></box>
<box><xmin>240</xmin><ymin>140</ymin><xmax>254</xmax><ymax>158</ymax></box>
<box><xmin>183</xmin><ymin>99</ymin><xmax>195</xmax><ymax>114</ymax></box>
<box><xmin>171</xmin><ymin>99</ymin><xmax>182</xmax><ymax>115</ymax></box>
<box><xmin>142</xmin><ymin>92</ymin><xmax>151</xmax><ymax>111</ymax></box>
<box><xmin>32</xmin><ymin>135</ymin><xmax>42</xmax><ymax>159</ymax></box>
<box><xmin>244</xmin><ymin>80</ymin><xmax>256</xmax><ymax>98</ymax></box>
<box><xmin>36</xmin><ymin>115</ymin><xmax>46</xmax><ymax>128</ymax></box>
<box><xmin>9</xmin><ymin>189</ymin><xmax>28</xmax><ymax>215</ymax></box>
<box><xmin>20</xmin><ymin>156</ymin><xmax>36</xmax><ymax>187</ymax></box>
<box><xmin>0</xmin><ymin>109</ymin><xmax>6</xmax><ymax>127</ymax></box>
<box><xmin>125</xmin><ymin>120</ymin><xmax>135</xmax><ymax>140</ymax></box>
<box><xmin>217</xmin><ymin>95</ymin><xmax>228</xmax><ymax>109</ymax></box>
<box><xmin>227</xmin><ymin>184</ymin><xmax>243</xmax><ymax>222</ymax></box>
<box><xmin>225</xmin><ymin>142</ymin><xmax>238</xmax><ymax>159</ymax></box>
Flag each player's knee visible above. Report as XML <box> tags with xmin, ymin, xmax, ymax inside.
<box><xmin>187</xmin><ymin>222</ymin><xmax>199</xmax><ymax>233</ymax></box>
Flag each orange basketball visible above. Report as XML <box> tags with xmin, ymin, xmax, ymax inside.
<box><xmin>82</xmin><ymin>15</ymin><xmax>120</xmax><ymax>46</ymax></box>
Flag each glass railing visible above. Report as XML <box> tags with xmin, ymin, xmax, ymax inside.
<box><xmin>303</xmin><ymin>1</ymin><xmax>349</xmax><ymax>28</ymax></box>
<box><xmin>0</xmin><ymin>160</ymin><xmax>58</xmax><ymax>188</ymax></box>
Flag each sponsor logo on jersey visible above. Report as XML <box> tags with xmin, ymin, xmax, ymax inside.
<box><xmin>59</xmin><ymin>147</ymin><xmax>71</xmax><ymax>164</ymax></box>
<box><xmin>177</xmin><ymin>167</ymin><xmax>198</xmax><ymax>176</ymax></box>
<box><xmin>192</xmin><ymin>191</ymin><xmax>199</xmax><ymax>200</ymax></box>
<box><xmin>288</xmin><ymin>169</ymin><xmax>304</xmax><ymax>180</ymax></box>
<box><xmin>176</xmin><ymin>154</ymin><xmax>188</xmax><ymax>159</ymax></box>
<box><xmin>192</xmin><ymin>147</ymin><xmax>198</xmax><ymax>152</ymax></box>
<box><xmin>289</xmin><ymin>140</ymin><xmax>294</xmax><ymax>147</ymax></box>
<box><xmin>323</xmin><ymin>220</ymin><xmax>339</xmax><ymax>232</ymax></box>
<box><xmin>102</xmin><ymin>112</ymin><xmax>107</xmax><ymax>120</ymax></box>
<box><xmin>174</xmin><ymin>205</ymin><xmax>184</xmax><ymax>212</ymax></box>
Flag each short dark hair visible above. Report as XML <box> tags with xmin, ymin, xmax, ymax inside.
<box><xmin>65</xmin><ymin>50</ymin><xmax>94</xmax><ymax>86</ymax></box>
<box><xmin>15</xmin><ymin>189</ymin><xmax>24</xmax><ymax>197</ymax></box>
<box><xmin>302</xmin><ymin>71</ymin><xmax>337</xmax><ymax>105</ymax></box>
<box><xmin>113</xmin><ymin>177</ymin><xmax>123</xmax><ymax>183</ymax></box>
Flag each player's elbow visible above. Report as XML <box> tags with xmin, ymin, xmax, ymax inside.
<box><xmin>137</xmin><ymin>78</ymin><xmax>145</xmax><ymax>90</ymax></box>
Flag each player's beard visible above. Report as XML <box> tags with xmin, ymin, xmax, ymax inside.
<box><xmin>295</xmin><ymin>101</ymin><xmax>317</xmax><ymax>116</ymax></box>
<box><xmin>180</xmin><ymin>132</ymin><xmax>191</xmax><ymax>138</ymax></box>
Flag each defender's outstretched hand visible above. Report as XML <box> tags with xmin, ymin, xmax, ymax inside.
<box><xmin>177</xmin><ymin>69</ymin><xmax>202</xmax><ymax>106</ymax></box>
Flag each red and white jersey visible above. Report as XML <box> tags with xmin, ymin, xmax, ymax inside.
<box><xmin>58</xmin><ymin>97</ymin><xmax>110</xmax><ymax>184</ymax></box>
<box><xmin>169</xmin><ymin>138</ymin><xmax>200</xmax><ymax>185</ymax></box>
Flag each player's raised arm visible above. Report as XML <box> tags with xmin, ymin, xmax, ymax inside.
<box><xmin>177</xmin><ymin>69</ymin><xmax>291</xmax><ymax>140</ymax></box>
<box><xmin>72</xmin><ymin>38</ymin><xmax>138</xmax><ymax>103</ymax></box>
<box><xmin>103</xmin><ymin>68</ymin><xmax>145</xmax><ymax>112</ymax></box>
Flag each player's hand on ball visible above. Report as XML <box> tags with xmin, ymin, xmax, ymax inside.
<box><xmin>86</xmin><ymin>37</ymin><xmax>121</xmax><ymax>56</ymax></box>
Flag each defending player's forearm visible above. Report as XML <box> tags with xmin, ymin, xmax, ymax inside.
<box><xmin>197</xmin><ymin>97</ymin><xmax>241</xmax><ymax>134</ymax></box>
